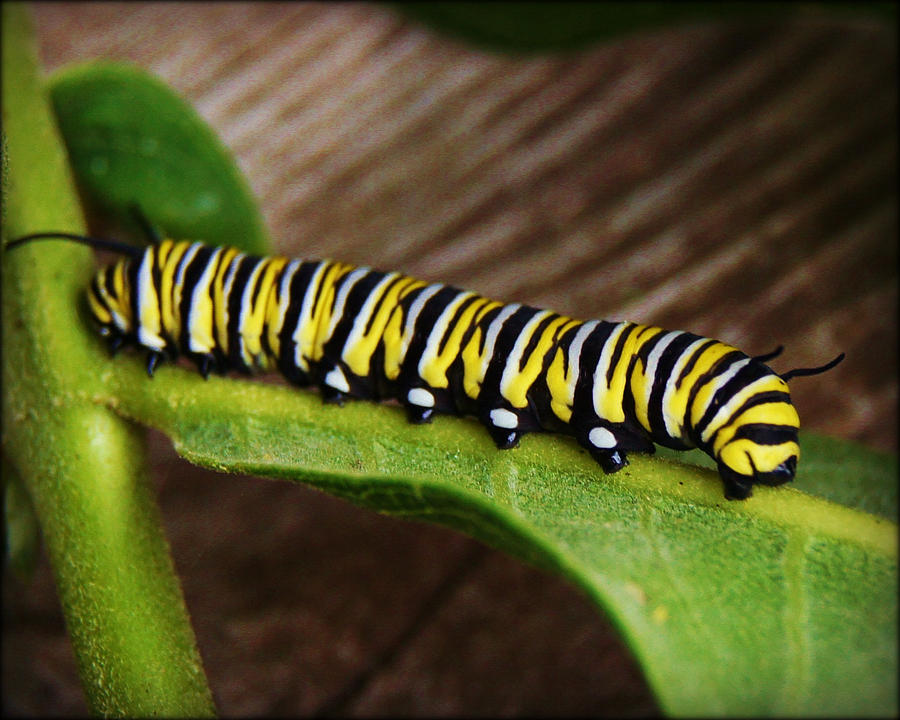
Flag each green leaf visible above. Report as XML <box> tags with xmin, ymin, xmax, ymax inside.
<box><xmin>394</xmin><ymin>1</ymin><xmax>896</xmax><ymax>53</ymax></box>
<box><xmin>103</xmin><ymin>355</ymin><xmax>898</xmax><ymax>717</ymax></box>
<box><xmin>47</xmin><ymin>60</ymin><xmax>270</xmax><ymax>253</ymax></box>
<box><xmin>23</xmin><ymin>38</ymin><xmax>896</xmax><ymax>717</ymax></box>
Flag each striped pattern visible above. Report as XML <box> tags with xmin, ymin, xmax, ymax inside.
<box><xmin>31</xmin><ymin>5</ymin><xmax>895</xmax><ymax>456</ymax></box>
<box><xmin>88</xmin><ymin>238</ymin><xmax>803</xmax><ymax>499</ymax></box>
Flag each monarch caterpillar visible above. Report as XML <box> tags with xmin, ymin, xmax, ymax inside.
<box><xmin>6</xmin><ymin>229</ymin><xmax>843</xmax><ymax>500</ymax></box>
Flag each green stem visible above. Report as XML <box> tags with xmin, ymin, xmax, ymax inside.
<box><xmin>1</xmin><ymin>4</ymin><xmax>214</xmax><ymax>715</ymax></box>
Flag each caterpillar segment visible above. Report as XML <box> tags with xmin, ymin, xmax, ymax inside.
<box><xmin>6</xmin><ymin>232</ymin><xmax>842</xmax><ymax>500</ymax></box>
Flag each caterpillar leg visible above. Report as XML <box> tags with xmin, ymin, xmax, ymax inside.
<box><xmin>193</xmin><ymin>353</ymin><xmax>218</xmax><ymax>380</ymax></box>
<box><xmin>403</xmin><ymin>387</ymin><xmax>436</xmax><ymax>424</ymax></box>
<box><xmin>406</xmin><ymin>405</ymin><xmax>434</xmax><ymax>424</ymax></box>
<box><xmin>145</xmin><ymin>350</ymin><xmax>164</xmax><ymax>377</ymax></box>
<box><xmin>591</xmin><ymin>448</ymin><xmax>628</xmax><ymax>473</ymax></box>
<box><xmin>319</xmin><ymin>364</ymin><xmax>350</xmax><ymax>405</ymax></box>
<box><xmin>321</xmin><ymin>386</ymin><xmax>347</xmax><ymax>405</ymax></box>
<box><xmin>578</xmin><ymin>423</ymin><xmax>655</xmax><ymax>474</ymax></box>
<box><xmin>106</xmin><ymin>332</ymin><xmax>125</xmax><ymax>356</ymax></box>
<box><xmin>484</xmin><ymin>408</ymin><xmax>526</xmax><ymax>450</ymax></box>
<box><xmin>718</xmin><ymin>466</ymin><xmax>753</xmax><ymax>500</ymax></box>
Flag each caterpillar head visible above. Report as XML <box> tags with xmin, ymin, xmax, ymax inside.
<box><xmin>713</xmin><ymin>352</ymin><xmax>844</xmax><ymax>500</ymax></box>
<box><xmin>4</xmin><ymin>231</ymin><xmax>145</xmax><ymax>352</ymax></box>
<box><xmin>86</xmin><ymin>260</ymin><xmax>138</xmax><ymax>352</ymax></box>
<box><xmin>715</xmin><ymin>414</ymin><xmax>800</xmax><ymax>500</ymax></box>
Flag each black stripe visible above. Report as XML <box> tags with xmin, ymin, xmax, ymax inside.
<box><xmin>126</xmin><ymin>259</ymin><xmax>141</xmax><ymax>336</ymax></box>
<box><xmin>606</xmin><ymin>322</ymin><xmax>639</xmax><ymax>387</ymax></box>
<box><xmin>393</xmin><ymin>284</ymin><xmax>448</xmax><ymax>385</ymax></box>
<box><xmin>731</xmin><ymin>423</ymin><xmax>798</xmax><ymax>446</ymax></box>
<box><xmin>362</xmin><ymin>274</ymin><xmax>408</xmax><ymax>337</ymax></box>
<box><xmin>517</xmin><ymin>312</ymin><xmax>560</xmax><ymax>372</ymax></box>
<box><xmin>674</xmin><ymin>338</ymin><xmax>718</xmax><ymax>390</ymax></box>
<box><xmin>224</xmin><ymin>255</ymin><xmax>263</xmax><ymax>369</ymax></box>
<box><xmin>683</xmin><ymin>348</ymin><xmax>745</xmax><ymax>439</ymax></box>
<box><xmin>435</xmin><ymin>293</ymin><xmax>480</xmax><ymax>358</ymax></box>
<box><xmin>703</xmin><ymin>390</ymin><xmax>793</xmax><ymax>444</ymax></box>
<box><xmin>247</xmin><ymin>255</ymin><xmax>271</xmax><ymax>309</ymax></box>
<box><xmin>568</xmin><ymin>321</ymin><xmax>618</xmax><ymax>422</ymax></box>
<box><xmin>554</xmin><ymin>322</ymin><xmax>584</xmax><ymax>379</ymax></box>
<box><xmin>276</xmin><ymin>261</ymin><xmax>325</xmax><ymax>381</ymax></box>
<box><xmin>693</xmin><ymin>359</ymin><xmax>772</xmax><ymax>440</ymax></box>
<box><xmin>176</xmin><ymin>245</ymin><xmax>216</xmax><ymax>350</ymax></box>
<box><xmin>322</xmin><ymin>269</ymin><xmax>391</xmax><ymax>371</ymax></box>
<box><xmin>646</xmin><ymin>332</ymin><xmax>699</xmax><ymax>442</ymax></box>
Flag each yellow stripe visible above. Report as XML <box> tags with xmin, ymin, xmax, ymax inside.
<box><xmin>625</xmin><ymin>326</ymin><xmax>667</xmax><ymax>431</ymax></box>
<box><xmin>310</xmin><ymin>262</ymin><xmax>353</xmax><ymax>362</ymax></box>
<box><xmin>711</xmin><ymin>400</ymin><xmax>800</xmax><ymax>453</ymax></box>
<box><xmin>87</xmin><ymin>275</ymin><xmax>112</xmax><ymax>324</ymax></box>
<box><xmin>212</xmin><ymin>246</ymin><xmax>241</xmax><ymax>356</ymax></box>
<box><xmin>160</xmin><ymin>240</ymin><xmax>194</xmax><ymax>342</ymax></box>
<box><xmin>343</xmin><ymin>275</ymin><xmax>424</xmax><ymax>378</ymax></box>
<box><xmin>186</xmin><ymin>247</ymin><xmax>225</xmax><ymax>354</ymax></box>
<box><xmin>461</xmin><ymin>300</ymin><xmax>505</xmax><ymax>399</ymax></box>
<box><xmin>239</xmin><ymin>257</ymin><xmax>288</xmax><ymax>369</ymax></box>
<box><xmin>667</xmin><ymin>341</ymin><xmax>736</xmax><ymax>434</ymax></box>
<box><xmin>137</xmin><ymin>251</ymin><xmax>165</xmax><ymax>349</ymax></box>
<box><xmin>502</xmin><ymin>314</ymin><xmax>576</xmax><ymax>409</ymax></box>
<box><xmin>701</xmin><ymin>374</ymin><xmax>792</xmax><ymax>445</ymax></box>
<box><xmin>718</xmin><ymin>438</ymin><xmax>800</xmax><ymax>476</ymax></box>
<box><xmin>419</xmin><ymin>293</ymin><xmax>488</xmax><ymax>390</ymax></box>
<box><xmin>596</xmin><ymin>324</ymin><xmax>646</xmax><ymax>424</ymax></box>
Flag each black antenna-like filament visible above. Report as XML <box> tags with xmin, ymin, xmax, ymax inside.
<box><xmin>5</xmin><ymin>232</ymin><xmax>144</xmax><ymax>259</ymax></box>
<box><xmin>781</xmin><ymin>352</ymin><xmax>845</xmax><ymax>382</ymax></box>
<box><xmin>753</xmin><ymin>345</ymin><xmax>784</xmax><ymax>363</ymax></box>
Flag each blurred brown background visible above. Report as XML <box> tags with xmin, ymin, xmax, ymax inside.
<box><xmin>4</xmin><ymin>2</ymin><xmax>896</xmax><ymax>716</ymax></box>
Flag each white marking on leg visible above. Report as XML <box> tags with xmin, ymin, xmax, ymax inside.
<box><xmin>325</xmin><ymin>366</ymin><xmax>350</xmax><ymax>393</ymax></box>
<box><xmin>407</xmin><ymin>387</ymin><xmax>435</xmax><ymax>408</ymax></box>
<box><xmin>490</xmin><ymin>408</ymin><xmax>519</xmax><ymax>429</ymax></box>
<box><xmin>589</xmin><ymin>427</ymin><xmax>617</xmax><ymax>449</ymax></box>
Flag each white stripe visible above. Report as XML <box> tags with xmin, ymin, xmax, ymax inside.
<box><xmin>187</xmin><ymin>247</ymin><xmax>223</xmax><ymax>353</ymax></box>
<box><xmin>399</xmin><ymin>283</ymin><xmax>444</xmax><ymax>362</ymax></box>
<box><xmin>592</xmin><ymin>322</ymin><xmax>629</xmax><ymax>418</ymax></box>
<box><xmin>417</xmin><ymin>291</ymin><xmax>475</xmax><ymax>378</ymax></box>
<box><xmin>565</xmin><ymin>320</ymin><xmax>599</xmax><ymax>398</ymax></box>
<box><xmin>341</xmin><ymin>272</ymin><xmax>399</xmax><ymax>364</ymax></box>
<box><xmin>222</xmin><ymin>251</ymin><xmax>246</xmax><ymax>301</ymax></box>
<box><xmin>324</xmin><ymin>267</ymin><xmax>369</xmax><ymax>341</ymax></box>
<box><xmin>698</xmin><ymin>357</ymin><xmax>752</xmax><ymax>443</ymax></box>
<box><xmin>660</xmin><ymin>336</ymin><xmax>709</xmax><ymax>439</ymax></box>
<box><xmin>136</xmin><ymin>251</ymin><xmax>166</xmax><ymax>351</ymax></box>
<box><xmin>292</xmin><ymin>261</ymin><xmax>328</xmax><ymax>372</ymax></box>
<box><xmin>174</xmin><ymin>242</ymin><xmax>203</xmax><ymax>292</ymax></box>
<box><xmin>641</xmin><ymin>330</ymin><xmax>683</xmax><ymax>421</ymax></box>
<box><xmin>500</xmin><ymin>309</ymin><xmax>552</xmax><ymax>398</ymax></box>
<box><xmin>481</xmin><ymin>303</ymin><xmax>520</xmax><ymax>377</ymax></box>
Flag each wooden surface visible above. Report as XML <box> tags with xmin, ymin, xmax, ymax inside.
<box><xmin>4</xmin><ymin>3</ymin><xmax>896</xmax><ymax>716</ymax></box>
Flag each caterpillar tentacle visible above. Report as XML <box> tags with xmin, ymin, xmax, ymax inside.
<box><xmin>6</xmin><ymin>233</ymin><xmax>844</xmax><ymax>499</ymax></box>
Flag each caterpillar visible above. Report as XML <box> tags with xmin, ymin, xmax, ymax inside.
<box><xmin>6</xmin><ymin>229</ymin><xmax>843</xmax><ymax>500</ymax></box>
